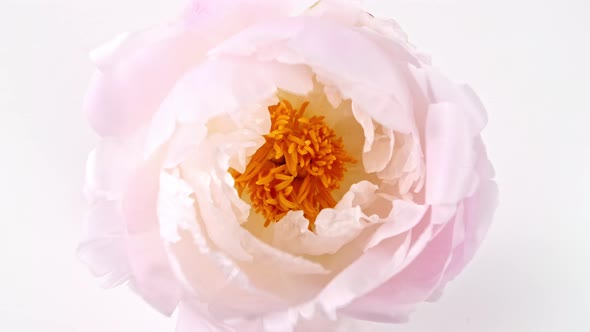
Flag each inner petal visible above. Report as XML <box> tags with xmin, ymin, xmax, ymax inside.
<box><xmin>229</xmin><ymin>99</ymin><xmax>356</xmax><ymax>230</ymax></box>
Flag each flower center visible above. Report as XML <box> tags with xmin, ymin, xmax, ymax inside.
<box><xmin>230</xmin><ymin>100</ymin><xmax>356</xmax><ymax>228</ymax></box>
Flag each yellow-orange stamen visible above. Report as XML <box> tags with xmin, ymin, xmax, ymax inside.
<box><xmin>230</xmin><ymin>100</ymin><xmax>355</xmax><ymax>229</ymax></box>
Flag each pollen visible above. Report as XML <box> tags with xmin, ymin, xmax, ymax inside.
<box><xmin>230</xmin><ymin>100</ymin><xmax>356</xmax><ymax>229</ymax></box>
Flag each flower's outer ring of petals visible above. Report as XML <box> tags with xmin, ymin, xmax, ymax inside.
<box><xmin>84</xmin><ymin>24</ymin><xmax>203</xmax><ymax>137</ymax></box>
<box><xmin>340</xmin><ymin>216</ymin><xmax>457</xmax><ymax>322</ymax></box>
<box><xmin>409</xmin><ymin>65</ymin><xmax>488</xmax><ymax>136</ymax></box>
<box><xmin>313</xmin><ymin>197</ymin><xmax>454</xmax><ymax>319</ymax></box>
<box><xmin>118</xmin><ymin>153</ymin><xmax>183</xmax><ymax>315</ymax></box>
<box><xmin>77</xmin><ymin>199</ymin><xmax>131</xmax><ymax>288</ymax></box>
<box><xmin>310</xmin><ymin>200</ymin><xmax>435</xmax><ymax>317</ymax></box>
<box><xmin>305</xmin><ymin>0</ymin><xmax>364</xmax><ymax>27</ymax></box>
<box><xmin>209</xmin><ymin>17</ymin><xmax>415</xmax><ymax>134</ymax></box>
<box><xmin>176</xmin><ymin>300</ymin><xmax>346</xmax><ymax>332</ymax></box>
<box><xmin>313</xmin><ymin>231</ymin><xmax>412</xmax><ymax>317</ymax></box>
<box><xmin>84</xmin><ymin>130</ymin><xmax>147</xmax><ymax>201</ymax></box>
<box><xmin>339</xmin><ymin>142</ymin><xmax>497</xmax><ymax>322</ymax></box>
<box><xmin>292</xmin><ymin>313</ymin><xmax>347</xmax><ymax>332</ymax></box>
<box><xmin>430</xmin><ymin>180</ymin><xmax>498</xmax><ymax>298</ymax></box>
<box><xmin>262</xmin><ymin>309</ymin><xmax>347</xmax><ymax>332</ymax></box>
<box><xmin>424</xmin><ymin>102</ymin><xmax>480</xmax><ymax>205</ymax></box>
<box><xmin>429</xmin><ymin>144</ymin><xmax>498</xmax><ymax>297</ymax></box>
<box><xmin>176</xmin><ymin>300</ymin><xmax>264</xmax><ymax>332</ymax></box>
<box><xmin>85</xmin><ymin>0</ymin><xmax>318</xmax><ymax>137</ymax></box>
<box><xmin>341</xmin><ymin>184</ymin><xmax>497</xmax><ymax>323</ymax></box>
<box><xmin>126</xmin><ymin>230</ymin><xmax>183</xmax><ymax>315</ymax></box>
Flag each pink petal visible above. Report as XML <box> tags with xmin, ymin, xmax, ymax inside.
<box><xmin>315</xmin><ymin>232</ymin><xmax>412</xmax><ymax>314</ymax></box>
<box><xmin>341</xmin><ymin>218</ymin><xmax>457</xmax><ymax>322</ymax></box>
<box><xmin>85</xmin><ymin>0</ymin><xmax>312</xmax><ymax>137</ymax></box>
<box><xmin>126</xmin><ymin>231</ymin><xmax>183</xmax><ymax>315</ymax></box>
<box><xmin>84</xmin><ymin>24</ymin><xmax>203</xmax><ymax>137</ymax></box>
<box><xmin>121</xmin><ymin>153</ymin><xmax>162</xmax><ymax>233</ymax></box>
<box><xmin>433</xmin><ymin>148</ymin><xmax>499</xmax><ymax>290</ymax></box>
<box><xmin>120</xmin><ymin>154</ymin><xmax>182</xmax><ymax>315</ymax></box>
<box><xmin>293</xmin><ymin>314</ymin><xmax>345</xmax><ymax>332</ymax></box>
<box><xmin>424</xmin><ymin>102</ymin><xmax>479</xmax><ymax>205</ymax></box>
<box><xmin>84</xmin><ymin>134</ymin><xmax>144</xmax><ymax>201</ymax></box>
<box><xmin>176</xmin><ymin>300</ymin><xmax>263</xmax><ymax>332</ymax></box>
<box><xmin>409</xmin><ymin>65</ymin><xmax>488</xmax><ymax>134</ymax></box>
<box><xmin>342</xmin><ymin>146</ymin><xmax>497</xmax><ymax>322</ymax></box>
<box><xmin>77</xmin><ymin>200</ymin><xmax>130</xmax><ymax>287</ymax></box>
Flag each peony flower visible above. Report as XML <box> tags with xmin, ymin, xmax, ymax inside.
<box><xmin>79</xmin><ymin>0</ymin><xmax>498</xmax><ymax>331</ymax></box>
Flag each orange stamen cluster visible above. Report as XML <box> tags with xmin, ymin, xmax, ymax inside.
<box><xmin>230</xmin><ymin>100</ymin><xmax>355</xmax><ymax>228</ymax></box>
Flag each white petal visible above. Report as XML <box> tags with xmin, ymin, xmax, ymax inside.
<box><xmin>158</xmin><ymin>171</ymin><xmax>198</xmax><ymax>242</ymax></box>
<box><xmin>179</xmin><ymin>152</ymin><xmax>329</xmax><ymax>275</ymax></box>
<box><xmin>159</xmin><ymin>171</ymin><xmax>292</xmax><ymax>317</ymax></box>
<box><xmin>271</xmin><ymin>181</ymin><xmax>388</xmax><ymax>257</ymax></box>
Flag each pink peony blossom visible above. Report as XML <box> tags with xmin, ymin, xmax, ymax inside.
<box><xmin>79</xmin><ymin>0</ymin><xmax>498</xmax><ymax>330</ymax></box>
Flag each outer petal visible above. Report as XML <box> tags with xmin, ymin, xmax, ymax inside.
<box><xmin>81</xmin><ymin>137</ymin><xmax>183</xmax><ymax>314</ymax></box>
<box><xmin>409</xmin><ymin>65</ymin><xmax>488</xmax><ymax>135</ymax></box>
<box><xmin>311</xmin><ymin>198</ymin><xmax>437</xmax><ymax>317</ymax></box>
<box><xmin>424</xmin><ymin>102</ymin><xmax>480</xmax><ymax>205</ymax></box>
<box><xmin>85</xmin><ymin>0</ymin><xmax>319</xmax><ymax>137</ymax></box>
<box><xmin>176</xmin><ymin>301</ymin><xmax>264</xmax><ymax>332</ymax></box>
<box><xmin>79</xmin><ymin>131</ymin><xmax>147</xmax><ymax>287</ymax></box>
<box><xmin>340</xmin><ymin>142</ymin><xmax>497</xmax><ymax>322</ymax></box>
<box><xmin>84</xmin><ymin>23</ymin><xmax>202</xmax><ymax>137</ymax></box>
<box><xmin>176</xmin><ymin>301</ymin><xmax>347</xmax><ymax>332</ymax></box>
<box><xmin>77</xmin><ymin>200</ymin><xmax>130</xmax><ymax>287</ymax></box>
<box><xmin>314</xmin><ymin>232</ymin><xmax>412</xmax><ymax>316</ymax></box>
<box><xmin>120</xmin><ymin>154</ymin><xmax>183</xmax><ymax>314</ymax></box>
<box><xmin>431</xmin><ymin>141</ymin><xmax>499</xmax><ymax>293</ymax></box>
<box><xmin>84</xmin><ymin>133</ymin><xmax>145</xmax><ymax>201</ymax></box>
<box><xmin>340</xmin><ymin>217</ymin><xmax>457</xmax><ymax>322</ymax></box>
<box><xmin>293</xmin><ymin>314</ymin><xmax>347</xmax><ymax>332</ymax></box>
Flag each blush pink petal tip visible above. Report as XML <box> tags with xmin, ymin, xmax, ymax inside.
<box><xmin>81</xmin><ymin>0</ymin><xmax>497</xmax><ymax>330</ymax></box>
<box><xmin>84</xmin><ymin>0</ymin><xmax>323</xmax><ymax>138</ymax></box>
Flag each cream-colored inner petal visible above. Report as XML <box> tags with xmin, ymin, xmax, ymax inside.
<box><xmin>157</xmin><ymin>56</ymin><xmax>428</xmax><ymax>291</ymax></box>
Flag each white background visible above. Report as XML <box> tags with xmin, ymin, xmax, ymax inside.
<box><xmin>1</xmin><ymin>0</ymin><xmax>589</xmax><ymax>331</ymax></box>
